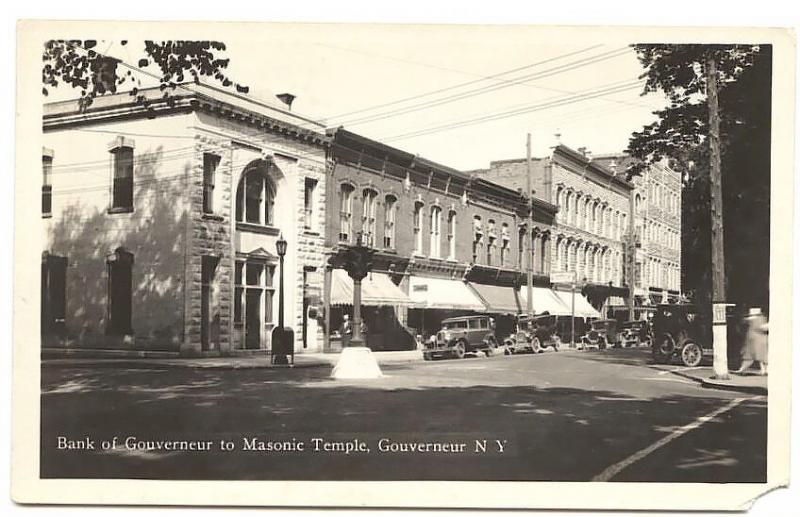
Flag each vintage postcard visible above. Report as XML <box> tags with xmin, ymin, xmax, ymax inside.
<box><xmin>11</xmin><ymin>20</ymin><xmax>795</xmax><ymax>510</ymax></box>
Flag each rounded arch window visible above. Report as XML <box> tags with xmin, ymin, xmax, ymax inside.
<box><xmin>236</xmin><ymin>161</ymin><xmax>276</xmax><ymax>226</ymax></box>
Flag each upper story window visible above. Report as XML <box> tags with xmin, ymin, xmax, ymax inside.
<box><xmin>447</xmin><ymin>210</ymin><xmax>457</xmax><ymax>260</ymax></box>
<box><xmin>304</xmin><ymin>178</ymin><xmax>318</xmax><ymax>231</ymax></box>
<box><xmin>361</xmin><ymin>189</ymin><xmax>378</xmax><ymax>247</ymax></box>
<box><xmin>384</xmin><ymin>195</ymin><xmax>397</xmax><ymax>249</ymax></box>
<box><xmin>236</xmin><ymin>163</ymin><xmax>275</xmax><ymax>227</ymax></box>
<box><xmin>42</xmin><ymin>148</ymin><xmax>53</xmax><ymax>217</ymax></box>
<box><xmin>413</xmin><ymin>201</ymin><xmax>425</xmax><ymax>254</ymax></box>
<box><xmin>339</xmin><ymin>183</ymin><xmax>354</xmax><ymax>242</ymax></box>
<box><xmin>109</xmin><ymin>137</ymin><xmax>135</xmax><ymax>213</ymax></box>
<box><xmin>429</xmin><ymin>206</ymin><xmax>442</xmax><ymax>258</ymax></box>
<box><xmin>203</xmin><ymin>153</ymin><xmax>221</xmax><ymax>215</ymax></box>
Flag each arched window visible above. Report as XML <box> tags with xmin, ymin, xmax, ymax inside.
<box><xmin>361</xmin><ymin>189</ymin><xmax>378</xmax><ymax>247</ymax></box>
<box><xmin>413</xmin><ymin>201</ymin><xmax>425</xmax><ymax>254</ymax></box>
<box><xmin>447</xmin><ymin>211</ymin><xmax>457</xmax><ymax>260</ymax></box>
<box><xmin>236</xmin><ymin>164</ymin><xmax>276</xmax><ymax>227</ymax></box>
<box><xmin>430</xmin><ymin>206</ymin><xmax>442</xmax><ymax>258</ymax></box>
<box><xmin>339</xmin><ymin>184</ymin><xmax>354</xmax><ymax>242</ymax></box>
<box><xmin>383</xmin><ymin>195</ymin><xmax>397</xmax><ymax>249</ymax></box>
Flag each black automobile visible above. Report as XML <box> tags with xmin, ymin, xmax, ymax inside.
<box><xmin>423</xmin><ymin>315</ymin><xmax>499</xmax><ymax>360</ymax></box>
<box><xmin>580</xmin><ymin>319</ymin><xmax>617</xmax><ymax>350</ymax></box>
<box><xmin>504</xmin><ymin>314</ymin><xmax>561</xmax><ymax>354</ymax></box>
<box><xmin>618</xmin><ymin>320</ymin><xmax>651</xmax><ymax>348</ymax></box>
<box><xmin>651</xmin><ymin>304</ymin><xmax>712</xmax><ymax>367</ymax></box>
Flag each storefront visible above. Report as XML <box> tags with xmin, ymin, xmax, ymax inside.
<box><xmin>327</xmin><ymin>269</ymin><xmax>417</xmax><ymax>352</ymax></box>
<box><xmin>406</xmin><ymin>276</ymin><xmax>487</xmax><ymax>341</ymax></box>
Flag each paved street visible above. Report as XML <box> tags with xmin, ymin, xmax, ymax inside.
<box><xmin>40</xmin><ymin>347</ymin><xmax>766</xmax><ymax>482</ymax></box>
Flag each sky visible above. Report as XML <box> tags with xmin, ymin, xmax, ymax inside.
<box><xmin>52</xmin><ymin>26</ymin><xmax>669</xmax><ymax>171</ymax></box>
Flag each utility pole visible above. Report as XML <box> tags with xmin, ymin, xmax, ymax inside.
<box><xmin>526</xmin><ymin>133</ymin><xmax>534</xmax><ymax>317</ymax></box>
<box><xmin>707</xmin><ymin>52</ymin><xmax>730</xmax><ymax>380</ymax></box>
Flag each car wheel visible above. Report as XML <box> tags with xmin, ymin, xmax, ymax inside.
<box><xmin>531</xmin><ymin>337</ymin><xmax>542</xmax><ymax>353</ymax></box>
<box><xmin>681</xmin><ymin>342</ymin><xmax>703</xmax><ymax>367</ymax></box>
<box><xmin>652</xmin><ymin>334</ymin><xmax>675</xmax><ymax>363</ymax></box>
<box><xmin>423</xmin><ymin>352</ymin><xmax>432</xmax><ymax>361</ymax></box>
<box><xmin>454</xmin><ymin>341</ymin><xmax>466</xmax><ymax>359</ymax></box>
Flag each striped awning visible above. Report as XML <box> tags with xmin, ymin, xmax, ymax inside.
<box><xmin>553</xmin><ymin>290</ymin><xmax>602</xmax><ymax>318</ymax></box>
<box><xmin>330</xmin><ymin>269</ymin><xmax>415</xmax><ymax>307</ymax></box>
<box><xmin>517</xmin><ymin>287</ymin><xmax>572</xmax><ymax>316</ymax></box>
<box><xmin>468</xmin><ymin>283</ymin><xmax>521</xmax><ymax>315</ymax></box>
<box><xmin>408</xmin><ymin>276</ymin><xmax>486</xmax><ymax>311</ymax></box>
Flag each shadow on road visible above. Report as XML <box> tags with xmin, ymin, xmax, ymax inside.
<box><xmin>40</xmin><ymin>366</ymin><xmax>766</xmax><ymax>483</ymax></box>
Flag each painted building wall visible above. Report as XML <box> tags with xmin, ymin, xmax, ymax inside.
<box><xmin>42</xmin><ymin>113</ymin><xmax>195</xmax><ymax>350</ymax></box>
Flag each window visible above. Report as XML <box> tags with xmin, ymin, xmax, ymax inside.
<box><xmin>42</xmin><ymin>149</ymin><xmax>53</xmax><ymax>217</ymax></box>
<box><xmin>518</xmin><ymin>228</ymin><xmax>525</xmax><ymax>268</ymax></box>
<box><xmin>110</xmin><ymin>141</ymin><xmax>134</xmax><ymax>211</ymax></box>
<box><xmin>41</xmin><ymin>253</ymin><xmax>67</xmax><ymax>334</ymax></box>
<box><xmin>384</xmin><ymin>195</ymin><xmax>397</xmax><ymax>248</ymax></box>
<box><xmin>413</xmin><ymin>202</ymin><xmax>425</xmax><ymax>254</ymax></box>
<box><xmin>447</xmin><ymin>210</ymin><xmax>456</xmax><ymax>260</ymax></box>
<box><xmin>339</xmin><ymin>184</ymin><xmax>354</xmax><ymax>242</ymax></box>
<box><xmin>429</xmin><ymin>206</ymin><xmax>442</xmax><ymax>258</ymax></box>
<box><xmin>500</xmin><ymin>223</ymin><xmax>510</xmax><ymax>267</ymax></box>
<box><xmin>473</xmin><ymin>215</ymin><xmax>483</xmax><ymax>263</ymax></box>
<box><xmin>203</xmin><ymin>153</ymin><xmax>220</xmax><ymax>214</ymax></box>
<box><xmin>235</xmin><ymin>260</ymin><xmax>276</xmax><ymax>350</ymax></box>
<box><xmin>362</xmin><ymin>189</ymin><xmax>378</xmax><ymax>247</ymax></box>
<box><xmin>236</xmin><ymin>165</ymin><xmax>275</xmax><ymax>227</ymax></box>
<box><xmin>304</xmin><ymin>178</ymin><xmax>317</xmax><ymax>230</ymax></box>
<box><xmin>200</xmin><ymin>256</ymin><xmax>219</xmax><ymax>351</ymax></box>
<box><xmin>106</xmin><ymin>248</ymin><xmax>133</xmax><ymax>336</ymax></box>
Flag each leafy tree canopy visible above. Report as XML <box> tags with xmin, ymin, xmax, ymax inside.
<box><xmin>42</xmin><ymin>40</ymin><xmax>248</xmax><ymax>110</ymax></box>
<box><xmin>625</xmin><ymin>44</ymin><xmax>762</xmax><ymax>176</ymax></box>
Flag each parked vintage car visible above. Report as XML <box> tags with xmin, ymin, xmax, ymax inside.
<box><xmin>504</xmin><ymin>314</ymin><xmax>561</xmax><ymax>354</ymax></box>
<box><xmin>423</xmin><ymin>315</ymin><xmax>499</xmax><ymax>360</ymax></box>
<box><xmin>579</xmin><ymin>319</ymin><xmax>617</xmax><ymax>350</ymax></box>
<box><xmin>651</xmin><ymin>304</ymin><xmax>712</xmax><ymax>367</ymax></box>
<box><xmin>618</xmin><ymin>320</ymin><xmax>651</xmax><ymax>348</ymax></box>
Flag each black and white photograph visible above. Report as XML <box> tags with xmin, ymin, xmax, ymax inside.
<box><xmin>10</xmin><ymin>18</ymin><xmax>795</xmax><ymax>510</ymax></box>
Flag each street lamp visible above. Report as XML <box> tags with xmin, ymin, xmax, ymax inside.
<box><xmin>271</xmin><ymin>233</ymin><xmax>292</xmax><ymax>365</ymax></box>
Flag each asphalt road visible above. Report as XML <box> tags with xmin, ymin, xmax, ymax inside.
<box><xmin>40</xmin><ymin>347</ymin><xmax>766</xmax><ymax>482</ymax></box>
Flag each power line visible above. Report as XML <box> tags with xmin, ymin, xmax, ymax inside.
<box><xmin>321</xmin><ymin>44</ymin><xmax>604</xmax><ymax>121</ymax></box>
<box><xmin>382</xmin><ymin>80</ymin><xmax>645</xmax><ymax>142</ymax></box>
<box><xmin>334</xmin><ymin>47</ymin><xmax>633</xmax><ymax>128</ymax></box>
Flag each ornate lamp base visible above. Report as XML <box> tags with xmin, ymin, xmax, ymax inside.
<box><xmin>331</xmin><ymin>347</ymin><xmax>383</xmax><ymax>379</ymax></box>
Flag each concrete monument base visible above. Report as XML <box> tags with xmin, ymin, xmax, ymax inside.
<box><xmin>331</xmin><ymin>347</ymin><xmax>383</xmax><ymax>379</ymax></box>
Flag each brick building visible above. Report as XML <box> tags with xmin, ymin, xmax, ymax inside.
<box><xmin>41</xmin><ymin>84</ymin><xmax>329</xmax><ymax>355</ymax></box>
<box><xmin>322</xmin><ymin>129</ymin><xmax>561</xmax><ymax>350</ymax></box>
<box><xmin>594</xmin><ymin>154</ymin><xmax>683</xmax><ymax>306</ymax></box>
<box><xmin>473</xmin><ymin>144</ymin><xmax>684</xmax><ymax>320</ymax></box>
<box><xmin>472</xmin><ymin>144</ymin><xmax>633</xmax><ymax>317</ymax></box>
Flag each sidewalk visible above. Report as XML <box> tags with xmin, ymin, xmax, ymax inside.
<box><xmin>656</xmin><ymin>365</ymin><xmax>768</xmax><ymax>395</ymax></box>
<box><xmin>41</xmin><ymin>348</ymin><xmax>423</xmax><ymax>370</ymax></box>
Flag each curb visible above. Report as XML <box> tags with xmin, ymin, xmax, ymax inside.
<box><xmin>662</xmin><ymin>367</ymin><xmax>767</xmax><ymax>396</ymax></box>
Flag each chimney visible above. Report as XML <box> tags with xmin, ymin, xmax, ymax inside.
<box><xmin>276</xmin><ymin>93</ymin><xmax>296</xmax><ymax>111</ymax></box>
<box><xmin>577</xmin><ymin>146</ymin><xmax>587</xmax><ymax>156</ymax></box>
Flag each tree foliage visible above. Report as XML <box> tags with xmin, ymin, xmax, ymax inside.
<box><xmin>42</xmin><ymin>40</ymin><xmax>248</xmax><ymax>110</ymax></box>
<box><xmin>625</xmin><ymin>44</ymin><xmax>771</xmax><ymax>310</ymax></box>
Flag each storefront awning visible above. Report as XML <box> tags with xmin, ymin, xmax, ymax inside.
<box><xmin>517</xmin><ymin>287</ymin><xmax>572</xmax><ymax>316</ymax></box>
<box><xmin>330</xmin><ymin>269</ymin><xmax>415</xmax><ymax>307</ymax></box>
<box><xmin>408</xmin><ymin>276</ymin><xmax>486</xmax><ymax>311</ymax></box>
<box><xmin>468</xmin><ymin>283</ymin><xmax>521</xmax><ymax>315</ymax></box>
<box><xmin>554</xmin><ymin>290</ymin><xmax>602</xmax><ymax>319</ymax></box>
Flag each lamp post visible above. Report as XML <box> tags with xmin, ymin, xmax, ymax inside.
<box><xmin>328</xmin><ymin>232</ymin><xmax>382</xmax><ymax>379</ymax></box>
<box><xmin>271</xmin><ymin>233</ymin><xmax>292</xmax><ymax>365</ymax></box>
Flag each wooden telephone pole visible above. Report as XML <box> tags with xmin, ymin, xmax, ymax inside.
<box><xmin>526</xmin><ymin>134</ymin><xmax>534</xmax><ymax>316</ymax></box>
<box><xmin>707</xmin><ymin>52</ymin><xmax>730</xmax><ymax>380</ymax></box>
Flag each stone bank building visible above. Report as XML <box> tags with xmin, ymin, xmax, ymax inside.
<box><xmin>41</xmin><ymin>84</ymin><xmax>329</xmax><ymax>355</ymax></box>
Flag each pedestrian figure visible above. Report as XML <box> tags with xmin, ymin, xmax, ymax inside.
<box><xmin>735</xmin><ymin>307</ymin><xmax>768</xmax><ymax>375</ymax></box>
<box><xmin>339</xmin><ymin>314</ymin><xmax>352</xmax><ymax>348</ymax></box>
